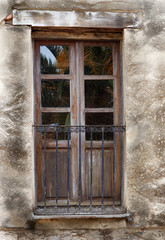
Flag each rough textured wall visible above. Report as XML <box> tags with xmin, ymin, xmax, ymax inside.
<box><xmin>10</xmin><ymin>0</ymin><xmax>142</xmax><ymax>11</ymax></box>
<box><xmin>0</xmin><ymin>25</ymin><xmax>33</xmax><ymax>228</ymax></box>
<box><xmin>0</xmin><ymin>0</ymin><xmax>13</xmax><ymax>22</ymax></box>
<box><xmin>124</xmin><ymin>0</ymin><xmax>165</xmax><ymax>228</ymax></box>
<box><xmin>0</xmin><ymin>0</ymin><xmax>165</xmax><ymax>239</ymax></box>
<box><xmin>125</xmin><ymin>27</ymin><xmax>165</xmax><ymax>227</ymax></box>
<box><xmin>0</xmin><ymin>229</ymin><xmax>165</xmax><ymax>240</ymax></box>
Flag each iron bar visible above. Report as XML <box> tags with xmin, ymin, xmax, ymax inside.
<box><xmin>33</xmin><ymin>124</ymin><xmax>125</xmax><ymax>129</ymax></box>
<box><xmin>67</xmin><ymin>127</ymin><xmax>70</xmax><ymax>208</ymax></box>
<box><xmin>102</xmin><ymin>127</ymin><xmax>104</xmax><ymax>208</ymax></box>
<box><xmin>78</xmin><ymin>128</ymin><xmax>81</xmax><ymax>207</ymax></box>
<box><xmin>33</xmin><ymin>125</ymin><xmax>125</xmax><ymax>213</ymax></box>
<box><xmin>90</xmin><ymin>127</ymin><xmax>93</xmax><ymax>209</ymax></box>
<box><xmin>44</xmin><ymin>127</ymin><xmax>47</xmax><ymax>209</ymax></box>
<box><xmin>113</xmin><ymin>127</ymin><xmax>116</xmax><ymax>207</ymax></box>
<box><xmin>56</xmin><ymin>127</ymin><xmax>58</xmax><ymax>207</ymax></box>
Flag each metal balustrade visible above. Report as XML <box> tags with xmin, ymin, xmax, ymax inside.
<box><xmin>34</xmin><ymin>125</ymin><xmax>125</xmax><ymax>215</ymax></box>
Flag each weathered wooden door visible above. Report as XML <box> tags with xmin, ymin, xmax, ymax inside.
<box><xmin>34</xmin><ymin>40</ymin><xmax>122</xmax><ymax>205</ymax></box>
<box><xmin>77</xmin><ymin>42</ymin><xmax>121</xmax><ymax>203</ymax></box>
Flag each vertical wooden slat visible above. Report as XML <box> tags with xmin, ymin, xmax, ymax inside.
<box><xmin>78</xmin><ymin>42</ymin><xmax>87</xmax><ymax>201</ymax></box>
<box><xmin>113</xmin><ymin>42</ymin><xmax>122</xmax><ymax>202</ymax></box>
<box><xmin>34</xmin><ymin>41</ymin><xmax>43</xmax><ymax>202</ymax></box>
<box><xmin>70</xmin><ymin>42</ymin><xmax>79</xmax><ymax>201</ymax></box>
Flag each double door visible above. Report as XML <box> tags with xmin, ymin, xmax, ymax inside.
<box><xmin>35</xmin><ymin>40</ymin><xmax>122</xmax><ymax>205</ymax></box>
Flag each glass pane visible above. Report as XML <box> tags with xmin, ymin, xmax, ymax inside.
<box><xmin>85</xmin><ymin>80</ymin><xmax>113</xmax><ymax>108</ymax></box>
<box><xmin>84</xmin><ymin>46</ymin><xmax>113</xmax><ymax>75</ymax></box>
<box><xmin>42</xmin><ymin>112</ymin><xmax>70</xmax><ymax>125</ymax></box>
<box><xmin>42</xmin><ymin>113</ymin><xmax>70</xmax><ymax>140</ymax></box>
<box><xmin>41</xmin><ymin>80</ymin><xmax>70</xmax><ymax>107</ymax></box>
<box><xmin>40</xmin><ymin>45</ymin><xmax>69</xmax><ymax>74</ymax></box>
<box><xmin>86</xmin><ymin>113</ymin><xmax>113</xmax><ymax>140</ymax></box>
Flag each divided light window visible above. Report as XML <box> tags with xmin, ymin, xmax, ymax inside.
<box><xmin>34</xmin><ymin>40</ymin><xmax>124</xmax><ymax>214</ymax></box>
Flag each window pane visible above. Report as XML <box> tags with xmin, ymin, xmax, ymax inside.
<box><xmin>42</xmin><ymin>113</ymin><xmax>70</xmax><ymax>140</ymax></box>
<box><xmin>84</xmin><ymin>46</ymin><xmax>113</xmax><ymax>75</ymax></box>
<box><xmin>40</xmin><ymin>46</ymin><xmax>69</xmax><ymax>74</ymax></box>
<box><xmin>85</xmin><ymin>80</ymin><xmax>113</xmax><ymax>108</ymax></box>
<box><xmin>41</xmin><ymin>80</ymin><xmax>70</xmax><ymax>107</ymax></box>
<box><xmin>42</xmin><ymin>112</ymin><xmax>70</xmax><ymax>125</ymax></box>
<box><xmin>86</xmin><ymin>113</ymin><xmax>113</xmax><ymax>140</ymax></box>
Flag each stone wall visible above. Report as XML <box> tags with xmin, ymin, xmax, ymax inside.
<box><xmin>0</xmin><ymin>0</ymin><xmax>165</xmax><ymax>239</ymax></box>
<box><xmin>0</xmin><ymin>229</ymin><xmax>165</xmax><ymax>240</ymax></box>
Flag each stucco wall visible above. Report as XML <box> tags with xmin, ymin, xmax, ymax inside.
<box><xmin>0</xmin><ymin>0</ymin><xmax>165</xmax><ymax>239</ymax></box>
<box><xmin>0</xmin><ymin>24</ymin><xmax>33</xmax><ymax>228</ymax></box>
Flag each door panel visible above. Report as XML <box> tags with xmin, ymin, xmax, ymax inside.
<box><xmin>46</xmin><ymin>150</ymin><xmax>71</xmax><ymax>198</ymax></box>
<box><xmin>86</xmin><ymin>149</ymin><xmax>113</xmax><ymax>198</ymax></box>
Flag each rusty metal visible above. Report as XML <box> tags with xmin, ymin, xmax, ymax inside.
<box><xmin>44</xmin><ymin>128</ymin><xmax>47</xmax><ymax>209</ymax></box>
<box><xmin>34</xmin><ymin>125</ymin><xmax>125</xmax><ymax>215</ymax></box>
<box><xmin>102</xmin><ymin>127</ymin><xmax>104</xmax><ymax>208</ymax></box>
<box><xmin>90</xmin><ymin>127</ymin><xmax>93</xmax><ymax>210</ymax></box>
<box><xmin>67</xmin><ymin>128</ymin><xmax>70</xmax><ymax>208</ymax></box>
<box><xmin>56</xmin><ymin>127</ymin><xmax>58</xmax><ymax>207</ymax></box>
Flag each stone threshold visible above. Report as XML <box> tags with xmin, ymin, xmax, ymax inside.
<box><xmin>32</xmin><ymin>211</ymin><xmax>132</xmax><ymax>220</ymax></box>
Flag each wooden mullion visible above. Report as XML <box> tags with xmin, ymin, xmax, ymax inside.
<box><xmin>70</xmin><ymin>42</ymin><xmax>79</xmax><ymax>201</ymax></box>
<box><xmin>78</xmin><ymin>42</ymin><xmax>87</xmax><ymax>201</ymax></box>
<box><xmin>42</xmin><ymin>140</ymin><xmax>71</xmax><ymax>149</ymax></box>
<box><xmin>85</xmin><ymin>141</ymin><xmax>113</xmax><ymax>149</ymax></box>
<box><xmin>40</xmin><ymin>74</ymin><xmax>70</xmax><ymax>80</ymax></box>
<box><xmin>113</xmin><ymin>42</ymin><xmax>121</xmax><ymax>125</ymax></box>
<box><xmin>84</xmin><ymin>75</ymin><xmax>114</xmax><ymax>80</ymax></box>
<box><xmin>85</xmin><ymin>108</ymin><xmax>114</xmax><ymax>113</ymax></box>
<box><xmin>41</xmin><ymin>107</ymin><xmax>70</xmax><ymax>113</ymax></box>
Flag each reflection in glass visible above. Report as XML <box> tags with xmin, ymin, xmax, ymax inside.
<box><xmin>40</xmin><ymin>46</ymin><xmax>69</xmax><ymax>74</ymax></box>
<box><xmin>86</xmin><ymin>113</ymin><xmax>113</xmax><ymax>140</ymax></box>
<box><xmin>84</xmin><ymin>46</ymin><xmax>113</xmax><ymax>75</ymax></box>
<box><xmin>85</xmin><ymin>80</ymin><xmax>113</xmax><ymax>108</ymax></box>
<box><xmin>41</xmin><ymin>80</ymin><xmax>70</xmax><ymax>107</ymax></box>
<box><xmin>42</xmin><ymin>113</ymin><xmax>70</xmax><ymax>140</ymax></box>
<box><xmin>42</xmin><ymin>112</ymin><xmax>70</xmax><ymax>125</ymax></box>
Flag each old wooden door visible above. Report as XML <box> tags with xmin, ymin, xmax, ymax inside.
<box><xmin>34</xmin><ymin>40</ymin><xmax>122</xmax><ymax>206</ymax></box>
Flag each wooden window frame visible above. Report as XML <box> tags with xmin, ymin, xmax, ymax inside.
<box><xmin>34</xmin><ymin>32</ymin><xmax>124</xmax><ymax>213</ymax></box>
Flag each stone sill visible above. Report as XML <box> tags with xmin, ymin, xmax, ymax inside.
<box><xmin>32</xmin><ymin>212</ymin><xmax>132</xmax><ymax>220</ymax></box>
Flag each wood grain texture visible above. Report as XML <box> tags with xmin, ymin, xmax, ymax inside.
<box><xmin>40</xmin><ymin>74</ymin><xmax>70</xmax><ymax>80</ymax></box>
<box><xmin>41</xmin><ymin>107</ymin><xmax>70</xmax><ymax>113</ymax></box>
<box><xmin>33</xmin><ymin>31</ymin><xmax>123</xmax><ymax>40</ymax></box>
<box><xmin>46</xmin><ymin>150</ymin><xmax>70</xmax><ymax>198</ymax></box>
<box><xmin>85</xmin><ymin>108</ymin><xmax>114</xmax><ymax>113</ymax></box>
<box><xmin>113</xmin><ymin>42</ymin><xmax>122</xmax><ymax>201</ymax></box>
<box><xmin>13</xmin><ymin>10</ymin><xmax>139</xmax><ymax>28</ymax></box>
<box><xmin>86</xmin><ymin>149</ymin><xmax>113</xmax><ymax>198</ymax></box>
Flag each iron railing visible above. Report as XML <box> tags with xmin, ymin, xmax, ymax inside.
<box><xmin>34</xmin><ymin>125</ymin><xmax>125</xmax><ymax>215</ymax></box>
